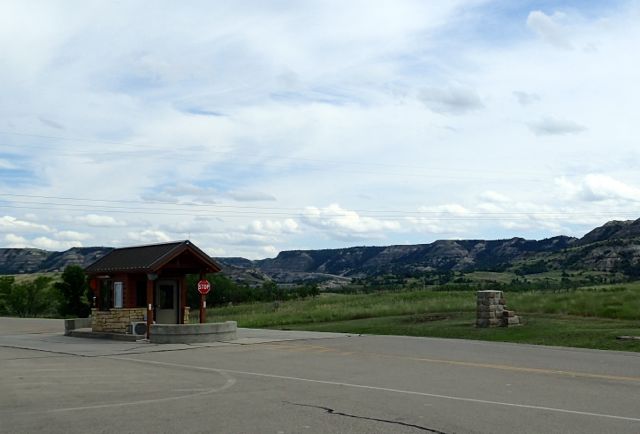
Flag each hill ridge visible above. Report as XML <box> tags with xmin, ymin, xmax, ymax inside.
<box><xmin>2</xmin><ymin>219</ymin><xmax>640</xmax><ymax>284</ymax></box>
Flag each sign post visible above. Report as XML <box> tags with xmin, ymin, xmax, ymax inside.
<box><xmin>197</xmin><ymin>279</ymin><xmax>211</xmax><ymax>323</ymax></box>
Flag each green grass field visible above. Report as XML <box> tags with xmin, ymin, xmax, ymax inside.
<box><xmin>206</xmin><ymin>283</ymin><xmax>640</xmax><ymax>352</ymax></box>
<box><xmin>465</xmin><ymin>271</ymin><xmax>517</xmax><ymax>283</ymax></box>
<box><xmin>11</xmin><ymin>272</ymin><xmax>61</xmax><ymax>283</ymax></box>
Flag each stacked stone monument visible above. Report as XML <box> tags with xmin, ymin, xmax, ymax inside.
<box><xmin>476</xmin><ymin>290</ymin><xmax>520</xmax><ymax>328</ymax></box>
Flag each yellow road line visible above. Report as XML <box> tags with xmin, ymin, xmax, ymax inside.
<box><xmin>259</xmin><ymin>342</ymin><xmax>640</xmax><ymax>384</ymax></box>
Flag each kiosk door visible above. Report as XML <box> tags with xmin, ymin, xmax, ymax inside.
<box><xmin>155</xmin><ymin>280</ymin><xmax>178</xmax><ymax>324</ymax></box>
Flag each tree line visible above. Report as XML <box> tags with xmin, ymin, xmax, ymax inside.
<box><xmin>0</xmin><ymin>267</ymin><xmax>321</xmax><ymax>318</ymax></box>
<box><xmin>186</xmin><ymin>273</ymin><xmax>319</xmax><ymax>308</ymax></box>
<box><xmin>0</xmin><ymin>265</ymin><xmax>89</xmax><ymax>318</ymax></box>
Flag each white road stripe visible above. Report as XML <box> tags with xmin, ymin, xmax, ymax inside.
<box><xmin>45</xmin><ymin>369</ymin><xmax>235</xmax><ymax>413</ymax></box>
<box><xmin>112</xmin><ymin>356</ymin><xmax>640</xmax><ymax>423</ymax></box>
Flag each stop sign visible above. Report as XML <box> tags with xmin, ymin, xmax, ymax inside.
<box><xmin>197</xmin><ymin>279</ymin><xmax>211</xmax><ymax>295</ymax></box>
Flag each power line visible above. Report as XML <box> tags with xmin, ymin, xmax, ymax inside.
<box><xmin>2</xmin><ymin>192</ymin><xmax>640</xmax><ymax>217</ymax></box>
<box><xmin>1</xmin><ymin>202</ymin><xmax>638</xmax><ymax>222</ymax></box>
<box><xmin>4</xmin><ymin>204</ymin><xmax>633</xmax><ymax>220</ymax></box>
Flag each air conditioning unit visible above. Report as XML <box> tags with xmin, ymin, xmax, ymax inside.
<box><xmin>130</xmin><ymin>321</ymin><xmax>148</xmax><ymax>337</ymax></box>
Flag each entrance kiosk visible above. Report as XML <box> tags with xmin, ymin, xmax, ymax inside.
<box><xmin>85</xmin><ymin>240</ymin><xmax>221</xmax><ymax>339</ymax></box>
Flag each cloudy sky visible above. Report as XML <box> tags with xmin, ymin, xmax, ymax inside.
<box><xmin>1</xmin><ymin>0</ymin><xmax>640</xmax><ymax>258</ymax></box>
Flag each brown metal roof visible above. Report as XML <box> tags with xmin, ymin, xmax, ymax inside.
<box><xmin>84</xmin><ymin>240</ymin><xmax>221</xmax><ymax>274</ymax></box>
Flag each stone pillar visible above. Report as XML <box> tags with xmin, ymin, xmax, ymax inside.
<box><xmin>476</xmin><ymin>290</ymin><xmax>520</xmax><ymax>327</ymax></box>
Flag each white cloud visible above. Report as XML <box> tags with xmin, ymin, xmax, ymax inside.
<box><xmin>261</xmin><ymin>245</ymin><xmax>278</xmax><ymax>257</ymax></box>
<box><xmin>127</xmin><ymin>230</ymin><xmax>172</xmax><ymax>243</ymax></box>
<box><xmin>526</xmin><ymin>10</ymin><xmax>573</xmax><ymax>49</ymax></box>
<box><xmin>203</xmin><ymin>246</ymin><xmax>226</xmax><ymax>257</ymax></box>
<box><xmin>475</xmin><ymin>202</ymin><xmax>505</xmax><ymax>214</ymax></box>
<box><xmin>498</xmin><ymin>216</ymin><xmax>567</xmax><ymax>235</ymax></box>
<box><xmin>209</xmin><ymin>232</ymin><xmax>273</xmax><ymax>246</ymax></box>
<box><xmin>55</xmin><ymin>230</ymin><xmax>91</xmax><ymax>241</ymax></box>
<box><xmin>3</xmin><ymin>233</ymin><xmax>83</xmax><ymax>250</ymax></box>
<box><xmin>0</xmin><ymin>159</ymin><xmax>18</xmax><ymax>169</ymax></box>
<box><xmin>513</xmin><ymin>91</ymin><xmax>540</xmax><ymax>105</ymax></box>
<box><xmin>556</xmin><ymin>174</ymin><xmax>640</xmax><ymax>202</ymax></box>
<box><xmin>302</xmin><ymin>204</ymin><xmax>401</xmax><ymax>240</ymax></box>
<box><xmin>418</xmin><ymin>85</ymin><xmax>484</xmax><ymax>114</ymax></box>
<box><xmin>418</xmin><ymin>203</ymin><xmax>471</xmax><ymax>216</ymax></box>
<box><xmin>0</xmin><ymin>216</ymin><xmax>51</xmax><ymax>233</ymax></box>
<box><xmin>38</xmin><ymin>115</ymin><xmax>65</xmax><ymax>130</ymax></box>
<box><xmin>247</xmin><ymin>218</ymin><xmax>299</xmax><ymax>235</ymax></box>
<box><xmin>479</xmin><ymin>191</ymin><xmax>510</xmax><ymax>203</ymax></box>
<box><xmin>75</xmin><ymin>214</ymin><xmax>125</xmax><ymax>227</ymax></box>
<box><xmin>408</xmin><ymin>203</ymin><xmax>473</xmax><ymax>235</ymax></box>
<box><xmin>142</xmin><ymin>184</ymin><xmax>219</xmax><ymax>204</ymax></box>
<box><xmin>4</xmin><ymin>234</ymin><xmax>28</xmax><ymax>248</ymax></box>
<box><xmin>528</xmin><ymin>117</ymin><xmax>587</xmax><ymax>135</ymax></box>
<box><xmin>163</xmin><ymin>183</ymin><xmax>214</xmax><ymax>197</ymax></box>
<box><xmin>160</xmin><ymin>220</ymin><xmax>212</xmax><ymax>235</ymax></box>
<box><xmin>405</xmin><ymin>218</ymin><xmax>462</xmax><ymax>235</ymax></box>
<box><xmin>32</xmin><ymin>236</ymin><xmax>81</xmax><ymax>250</ymax></box>
<box><xmin>229</xmin><ymin>190</ymin><xmax>277</xmax><ymax>202</ymax></box>
<box><xmin>192</xmin><ymin>219</ymin><xmax>300</xmax><ymax>256</ymax></box>
<box><xmin>1</xmin><ymin>1</ymin><xmax>640</xmax><ymax>256</ymax></box>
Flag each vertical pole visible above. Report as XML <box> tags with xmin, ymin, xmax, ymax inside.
<box><xmin>146</xmin><ymin>279</ymin><xmax>154</xmax><ymax>339</ymax></box>
<box><xmin>180</xmin><ymin>276</ymin><xmax>187</xmax><ymax>324</ymax></box>
<box><xmin>94</xmin><ymin>280</ymin><xmax>101</xmax><ymax>310</ymax></box>
<box><xmin>199</xmin><ymin>272</ymin><xmax>206</xmax><ymax>324</ymax></box>
<box><xmin>200</xmin><ymin>293</ymin><xmax>206</xmax><ymax>323</ymax></box>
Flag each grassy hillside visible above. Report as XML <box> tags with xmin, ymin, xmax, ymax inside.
<box><xmin>11</xmin><ymin>272</ymin><xmax>61</xmax><ymax>284</ymax></box>
<box><xmin>206</xmin><ymin>283</ymin><xmax>640</xmax><ymax>352</ymax></box>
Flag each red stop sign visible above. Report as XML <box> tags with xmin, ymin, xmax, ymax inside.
<box><xmin>197</xmin><ymin>279</ymin><xmax>211</xmax><ymax>295</ymax></box>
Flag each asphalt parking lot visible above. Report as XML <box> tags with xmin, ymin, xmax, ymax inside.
<box><xmin>1</xmin><ymin>317</ymin><xmax>639</xmax><ymax>433</ymax></box>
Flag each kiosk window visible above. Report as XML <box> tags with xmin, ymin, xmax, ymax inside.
<box><xmin>113</xmin><ymin>282</ymin><xmax>123</xmax><ymax>308</ymax></box>
<box><xmin>135</xmin><ymin>281</ymin><xmax>146</xmax><ymax>307</ymax></box>
<box><xmin>99</xmin><ymin>279</ymin><xmax>112</xmax><ymax>310</ymax></box>
<box><xmin>158</xmin><ymin>284</ymin><xmax>174</xmax><ymax>309</ymax></box>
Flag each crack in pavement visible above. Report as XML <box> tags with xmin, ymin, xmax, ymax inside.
<box><xmin>0</xmin><ymin>344</ymin><xmax>81</xmax><ymax>358</ymax></box>
<box><xmin>284</xmin><ymin>401</ymin><xmax>448</xmax><ymax>433</ymax></box>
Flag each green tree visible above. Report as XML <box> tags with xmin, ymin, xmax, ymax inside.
<box><xmin>0</xmin><ymin>276</ymin><xmax>16</xmax><ymax>314</ymax></box>
<box><xmin>261</xmin><ymin>280</ymin><xmax>283</xmax><ymax>301</ymax></box>
<box><xmin>55</xmin><ymin>265</ymin><xmax>90</xmax><ymax>318</ymax></box>
<box><xmin>3</xmin><ymin>276</ymin><xmax>52</xmax><ymax>317</ymax></box>
<box><xmin>293</xmin><ymin>283</ymin><xmax>320</xmax><ymax>299</ymax></box>
<box><xmin>306</xmin><ymin>283</ymin><xmax>320</xmax><ymax>298</ymax></box>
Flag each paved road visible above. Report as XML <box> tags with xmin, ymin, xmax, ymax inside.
<box><xmin>1</xmin><ymin>317</ymin><xmax>639</xmax><ymax>433</ymax></box>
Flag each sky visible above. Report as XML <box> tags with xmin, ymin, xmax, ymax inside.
<box><xmin>1</xmin><ymin>0</ymin><xmax>640</xmax><ymax>259</ymax></box>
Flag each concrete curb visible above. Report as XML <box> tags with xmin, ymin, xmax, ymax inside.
<box><xmin>68</xmin><ymin>329</ymin><xmax>138</xmax><ymax>341</ymax></box>
<box><xmin>150</xmin><ymin>321</ymin><xmax>238</xmax><ymax>344</ymax></box>
<box><xmin>64</xmin><ymin>318</ymin><xmax>92</xmax><ymax>336</ymax></box>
